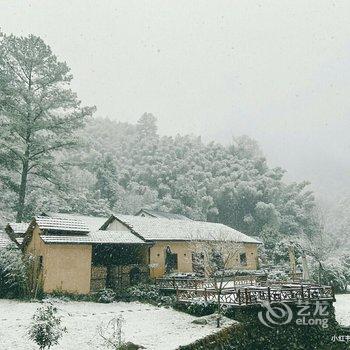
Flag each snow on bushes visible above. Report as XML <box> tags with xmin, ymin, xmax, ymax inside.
<box><xmin>97</xmin><ymin>288</ymin><xmax>117</xmax><ymax>303</ymax></box>
<box><xmin>0</xmin><ymin>245</ymin><xmax>27</xmax><ymax>298</ymax></box>
<box><xmin>28</xmin><ymin>304</ymin><xmax>67</xmax><ymax>349</ymax></box>
<box><xmin>122</xmin><ymin>283</ymin><xmax>176</xmax><ymax>306</ymax></box>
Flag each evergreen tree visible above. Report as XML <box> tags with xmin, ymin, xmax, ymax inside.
<box><xmin>0</xmin><ymin>33</ymin><xmax>95</xmax><ymax>221</ymax></box>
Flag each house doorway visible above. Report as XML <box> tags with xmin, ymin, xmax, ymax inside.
<box><xmin>129</xmin><ymin>266</ymin><xmax>142</xmax><ymax>285</ymax></box>
<box><xmin>165</xmin><ymin>246</ymin><xmax>178</xmax><ymax>274</ymax></box>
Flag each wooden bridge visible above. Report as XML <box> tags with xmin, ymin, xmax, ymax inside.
<box><xmin>155</xmin><ymin>276</ymin><xmax>335</xmax><ymax>306</ymax></box>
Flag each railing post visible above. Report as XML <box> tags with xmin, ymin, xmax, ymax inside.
<box><xmin>267</xmin><ymin>286</ymin><xmax>271</xmax><ymax>302</ymax></box>
<box><xmin>238</xmin><ymin>289</ymin><xmax>241</xmax><ymax>305</ymax></box>
<box><xmin>301</xmin><ymin>285</ymin><xmax>304</xmax><ymax>302</ymax></box>
<box><xmin>245</xmin><ymin>288</ymin><xmax>249</xmax><ymax>305</ymax></box>
<box><xmin>307</xmin><ymin>287</ymin><xmax>311</xmax><ymax>300</ymax></box>
<box><xmin>332</xmin><ymin>286</ymin><xmax>336</xmax><ymax>302</ymax></box>
<box><xmin>204</xmin><ymin>287</ymin><xmax>207</xmax><ymax>302</ymax></box>
<box><xmin>172</xmin><ymin>277</ymin><xmax>176</xmax><ymax>290</ymax></box>
<box><xmin>176</xmin><ymin>286</ymin><xmax>179</xmax><ymax>302</ymax></box>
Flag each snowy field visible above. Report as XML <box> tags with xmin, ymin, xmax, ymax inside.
<box><xmin>0</xmin><ymin>295</ymin><xmax>348</xmax><ymax>349</ymax></box>
<box><xmin>0</xmin><ymin>299</ymin><xmax>233</xmax><ymax>350</ymax></box>
<box><xmin>334</xmin><ymin>294</ymin><xmax>350</xmax><ymax>327</ymax></box>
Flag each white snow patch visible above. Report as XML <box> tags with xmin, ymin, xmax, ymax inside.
<box><xmin>0</xmin><ymin>300</ymin><xmax>234</xmax><ymax>349</ymax></box>
<box><xmin>334</xmin><ymin>294</ymin><xmax>350</xmax><ymax>327</ymax></box>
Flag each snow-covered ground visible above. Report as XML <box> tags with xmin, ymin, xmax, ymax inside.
<box><xmin>0</xmin><ymin>299</ymin><xmax>233</xmax><ymax>350</ymax></box>
<box><xmin>334</xmin><ymin>294</ymin><xmax>350</xmax><ymax>327</ymax></box>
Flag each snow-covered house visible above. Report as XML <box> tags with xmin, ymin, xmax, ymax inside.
<box><xmin>10</xmin><ymin>211</ymin><xmax>260</xmax><ymax>295</ymax></box>
<box><xmin>103</xmin><ymin>214</ymin><xmax>260</xmax><ymax>278</ymax></box>
<box><xmin>20</xmin><ymin>215</ymin><xmax>148</xmax><ymax>294</ymax></box>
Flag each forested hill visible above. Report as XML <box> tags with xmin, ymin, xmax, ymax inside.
<box><xmin>14</xmin><ymin>113</ymin><xmax>314</xmax><ymax>240</ymax></box>
<box><xmin>0</xmin><ymin>113</ymin><xmax>319</xmax><ymax>240</ymax></box>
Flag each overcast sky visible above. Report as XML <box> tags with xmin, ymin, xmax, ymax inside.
<box><xmin>1</xmin><ymin>0</ymin><xmax>349</xmax><ymax>201</ymax></box>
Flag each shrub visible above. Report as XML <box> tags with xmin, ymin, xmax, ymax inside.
<box><xmin>267</xmin><ymin>267</ymin><xmax>289</xmax><ymax>282</ymax></box>
<box><xmin>126</xmin><ymin>284</ymin><xmax>159</xmax><ymax>301</ymax></box>
<box><xmin>312</xmin><ymin>257</ymin><xmax>349</xmax><ymax>293</ymax></box>
<box><xmin>0</xmin><ymin>245</ymin><xmax>27</xmax><ymax>298</ymax></box>
<box><xmin>122</xmin><ymin>283</ymin><xmax>176</xmax><ymax>306</ymax></box>
<box><xmin>28</xmin><ymin>304</ymin><xmax>67</xmax><ymax>349</ymax></box>
<box><xmin>97</xmin><ymin>288</ymin><xmax>116</xmax><ymax>303</ymax></box>
<box><xmin>183</xmin><ymin>300</ymin><xmax>217</xmax><ymax>316</ymax></box>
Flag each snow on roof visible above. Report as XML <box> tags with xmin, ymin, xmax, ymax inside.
<box><xmin>46</xmin><ymin>213</ymin><xmax>108</xmax><ymax>231</ymax></box>
<box><xmin>114</xmin><ymin>214</ymin><xmax>261</xmax><ymax>243</ymax></box>
<box><xmin>40</xmin><ymin>230</ymin><xmax>145</xmax><ymax>244</ymax></box>
<box><xmin>7</xmin><ymin>222</ymin><xmax>29</xmax><ymax>235</ymax></box>
<box><xmin>136</xmin><ymin>209</ymin><xmax>191</xmax><ymax>221</ymax></box>
<box><xmin>15</xmin><ymin>237</ymin><xmax>24</xmax><ymax>245</ymax></box>
<box><xmin>35</xmin><ymin>216</ymin><xmax>89</xmax><ymax>233</ymax></box>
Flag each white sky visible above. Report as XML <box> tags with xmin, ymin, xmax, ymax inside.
<box><xmin>0</xmin><ymin>0</ymin><xmax>349</xmax><ymax>200</ymax></box>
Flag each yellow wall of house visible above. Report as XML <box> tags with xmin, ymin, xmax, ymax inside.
<box><xmin>149</xmin><ymin>241</ymin><xmax>259</xmax><ymax>278</ymax></box>
<box><xmin>105</xmin><ymin>218</ymin><xmax>259</xmax><ymax>275</ymax></box>
<box><xmin>149</xmin><ymin>241</ymin><xmax>193</xmax><ymax>278</ymax></box>
<box><xmin>26</xmin><ymin>226</ymin><xmax>92</xmax><ymax>294</ymax></box>
<box><xmin>107</xmin><ymin>220</ymin><xmax>130</xmax><ymax>231</ymax></box>
<box><xmin>244</xmin><ymin>243</ymin><xmax>259</xmax><ymax>270</ymax></box>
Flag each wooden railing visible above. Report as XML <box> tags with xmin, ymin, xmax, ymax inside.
<box><xmin>155</xmin><ymin>277</ymin><xmax>206</xmax><ymax>290</ymax></box>
<box><xmin>175</xmin><ymin>285</ymin><xmax>335</xmax><ymax>306</ymax></box>
<box><xmin>155</xmin><ymin>275</ymin><xmax>264</xmax><ymax>291</ymax></box>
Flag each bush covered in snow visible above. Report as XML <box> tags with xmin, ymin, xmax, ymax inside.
<box><xmin>267</xmin><ymin>267</ymin><xmax>289</xmax><ymax>282</ymax></box>
<box><xmin>177</xmin><ymin>300</ymin><xmax>217</xmax><ymax>317</ymax></box>
<box><xmin>311</xmin><ymin>255</ymin><xmax>350</xmax><ymax>293</ymax></box>
<box><xmin>97</xmin><ymin>288</ymin><xmax>117</xmax><ymax>303</ymax></box>
<box><xmin>28</xmin><ymin>304</ymin><xmax>67</xmax><ymax>349</ymax></box>
<box><xmin>122</xmin><ymin>283</ymin><xmax>176</xmax><ymax>306</ymax></box>
<box><xmin>0</xmin><ymin>245</ymin><xmax>27</xmax><ymax>298</ymax></box>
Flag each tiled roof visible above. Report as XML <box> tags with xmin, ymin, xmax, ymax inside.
<box><xmin>35</xmin><ymin>216</ymin><xmax>89</xmax><ymax>233</ymax></box>
<box><xmin>114</xmin><ymin>214</ymin><xmax>261</xmax><ymax>243</ymax></box>
<box><xmin>46</xmin><ymin>213</ymin><xmax>108</xmax><ymax>231</ymax></box>
<box><xmin>136</xmin><ymin>209</ymin><xmax>191</xmax><ymax>221</ymax></box>
<box><xmin>40</xmin><ymin>230</ymin><xmax>145</xmax><ymax>244</ymax></box>
<box><xmin>7</xmin><ymin>222</ymin><xmax>29</xmax><ymax>235</ymax></box>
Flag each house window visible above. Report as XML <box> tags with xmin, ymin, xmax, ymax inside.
<box><xmin>240</xmin><ymin>253</ymin><xmax>247</xmax><ymax>266</ymax></box>
<box><xmin>37</xmin><ymin>256</ymin><xmax>43</xmax><ymax>270</ymax></box>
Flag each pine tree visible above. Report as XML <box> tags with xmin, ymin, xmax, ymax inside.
<box><xmin>0</xmin><ymin>33</ymin><xmax>95</xmax><ymax>221</ymax></box>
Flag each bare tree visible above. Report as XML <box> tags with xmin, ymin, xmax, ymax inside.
<box><xmin>189</xmin><ymin>231</ymin><xmax>242</xmax><ymax>327</ymax></box>
<box><xmin>97</xmin><ymin>316</ymin><xmax>125</xmax><ymax>350</ymax></box>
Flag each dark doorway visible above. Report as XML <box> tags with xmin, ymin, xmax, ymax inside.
<box><xmin>165</xmin><ymin>246</ymin><xmax>178</xmax><ymax>274</ymax></box>
<box><xmin>129</xmin><ymin>266</ymin><xmax>142</xmax><ymax>285</ymax></box>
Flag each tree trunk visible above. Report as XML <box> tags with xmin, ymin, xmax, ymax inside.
<box><xmin>16</xmin><ymin>152</ymin><xmax>29</xmax><ymax>222</ymax></box>
<box><xmin>217</xmin><ymin>290</ymin><xmax>221</xmax><ymax>327</ymax></box>
<box><xmin>318</xmin><ymin>261</ymin><xmax>322</xmax><ymax>285</ymax></box>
